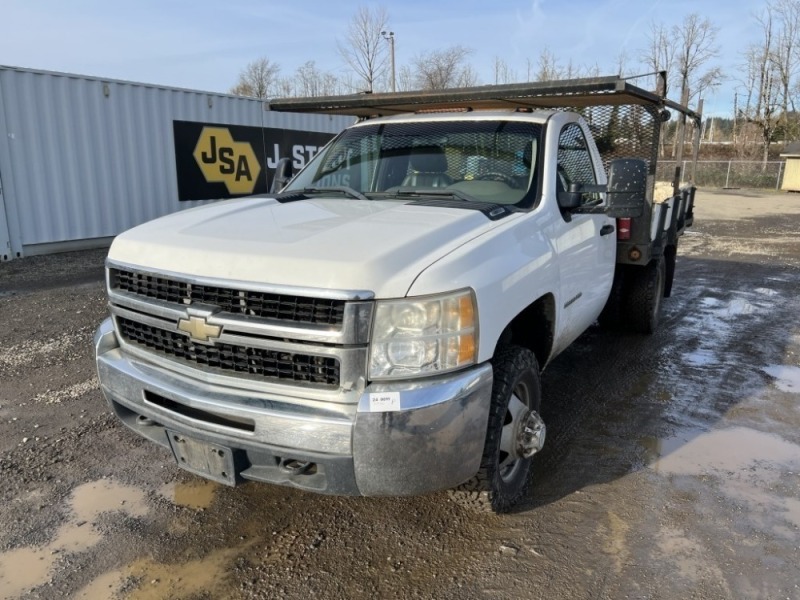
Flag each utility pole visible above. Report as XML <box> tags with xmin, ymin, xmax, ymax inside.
<box><xmin>381</xmin><ymin>30</ymin><xmax>396</xmax><ymax>92</ymax></box>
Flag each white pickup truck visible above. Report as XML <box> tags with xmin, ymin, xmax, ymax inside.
<box><xmin>95</xmin><ymin>76</ymin><xmax>699</xmax><ymax>512</ymax></box>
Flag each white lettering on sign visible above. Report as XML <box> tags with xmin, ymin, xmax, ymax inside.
<box><xmin>267</xmin><ymin>143</ymin><xmax>281</xmax><ymax>169</ymax></box>
<box><xmin>368</xmin><ymin>392</ymin><xmax>401</xmax><ymax>413</ymax></box>
<box><xmin>292</xmin><ymin>144</ymin><xmax>321</xmax><ymax>169</ymax></box>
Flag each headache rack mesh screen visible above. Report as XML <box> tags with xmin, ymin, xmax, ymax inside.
<box><xmin>560</xmin><ymin>103</ymin><xmax>662</xmax><ymax>175</ymax></box>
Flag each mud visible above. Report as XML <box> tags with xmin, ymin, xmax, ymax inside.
<box><xmin>0</xmin><ymin>189</ymin><xmax>799</xmax><ymax>599</ymax></box>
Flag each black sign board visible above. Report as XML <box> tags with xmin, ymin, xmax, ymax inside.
<box><xmin>173</xmin><ymin>120</ymin><xmax>336</xmax><ymax>201</ymax></box>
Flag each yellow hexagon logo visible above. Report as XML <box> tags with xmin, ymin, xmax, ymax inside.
<box><xmin>192</xmin><ymin>127</ymin><xmax>262</xmax><ymax>195</ymax></box>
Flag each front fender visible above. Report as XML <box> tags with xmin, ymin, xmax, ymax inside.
<box><xmin>407</xmin><ymin>210</ymin><xmax>561</xmax><ymax>364</ymax></box>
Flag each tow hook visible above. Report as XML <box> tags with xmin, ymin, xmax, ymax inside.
<box><xmin>280</xmin><ymin>459</ymin><xmax>314</xmax><ymax>475</ymax></box>
<box><xmin>516</xmin><ymin>410</ymin><xmax>546</xmax><ymax>459</ymax></box>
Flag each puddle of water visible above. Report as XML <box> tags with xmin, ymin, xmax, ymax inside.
<box><xmin>683</xmin><ymin>349</ymin><xmax>718</xmax><ymax>367</ymax></box>
<box><xmin>721</xmin><ymin>479</ymin><xmax>800</xmax><ymax>532</ymax></box>
<box><xmin>0</xmin><ymin>479</ymin><xmax>149</xmax><ymax>598</ymax></box>
<box><xmin>754</xmin><ymin>287</ymin><xmax>778</xmax><ymax>296</ymax></box>
<box><xmin>762</xmin><ymin>365</ymin><xmax>800</xmax><ymax>393</ymax></box>
<box><xmin>71</xmin><ymin>479</ymin><xmax>148</xmax><ymax>523</ymax></box>
<box><xmin>648</xmin><ymin>426</ymin><xmax>800</xmax><ymax>475</ymax></box>
<box><xmin>656</xmin><ymin>526</ymin><xmax>709</xmax><ymax>585</ymax></box>
<box><xmin>126</xmin><ymin>548</ymin><xmax>244</xmax><ymax>600</ymax></box>
<box><xmin>693</xmin><ymin>294</ymin><xmax>757</xmax><ymax>327</ymax></box>
<box><xmin>51</xmin><ymin>521</ymin><xmax>103</xmax><ymax>554</ymax></box>
<box><xmin>158</xmin><ymin>479</ymin><xmax>219</xmax><ymax>510</ymax></box>
<box><xmin>648</xmin><ymin>427</ymin><xmax>800</xmax><ymax>545</ymax></box>
<box><xmin>0</xmin><ymin>547</ymin><xmax>57</xmax><ymax>600</ymax></box>
<box><xmin>79</xmin><ymin>543</ymin><xmax>254</xmax><ymax>600</ymax></box>
<box><xmin>782</xmin><ymin>497</ymin><xmax>800</xmax><ymax>529</ymax></box>
<box><xmin>699</xmin><ymin>297</ymin><xmax>722</xmax><ymax>308</ymax></box>
<box><xmin>75</xmin><ymin>569</ymin><xmax>126</xmax><ymax>599</ymax></box>
<box><xmin>727</xmin><ymin>297</ymin><xmax>755</xmax><ymax>316</ymax></box>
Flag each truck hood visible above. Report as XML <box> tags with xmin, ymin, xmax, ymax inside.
<box><xmin>109</xmin><ymin>196</ymin><xmax>512</xmax><ymax>298</ymax></box>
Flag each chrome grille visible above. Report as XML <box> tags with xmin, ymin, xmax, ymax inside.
<box><xmin>112</xmin><ymin>268</ymin><xmax>346</xmax><ymax>326</ymax></box>
<box><xmin>117</xmin><ymin>317</ymin><xmax>340</xmax><ymax>387</ymax></box>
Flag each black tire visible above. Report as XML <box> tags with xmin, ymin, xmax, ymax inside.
<box><xmin>449</xmin><ymin>346</ymin><xmax>543</xmax><ymax>514</ymax></box>
<box><xmin>664</xmin><ymin>244</ymin><xmax>677</xmax><ymax>298</ymax></box>
<box><xmin>624</xmin><ymin>257</ymin><xmax>666</xmax><ymax>334</ymax></box>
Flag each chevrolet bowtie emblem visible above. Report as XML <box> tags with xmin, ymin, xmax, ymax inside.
<box><xmin>177</xmin><ymin>315</ymin><xmax>222</xmax><ymax>342</ymax></box>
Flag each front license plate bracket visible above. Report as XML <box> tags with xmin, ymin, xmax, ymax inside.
<box><xmin>167</xmin><ymin>430</ymin><xmax>236</xmax><ymax>486</ymax></box>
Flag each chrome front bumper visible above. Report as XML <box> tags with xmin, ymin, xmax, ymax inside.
<box><xmin>94</xmin><ymin>318</ymin><xmax>493</xmax><ymax>496</ymax></box>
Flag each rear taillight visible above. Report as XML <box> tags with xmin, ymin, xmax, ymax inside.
<box><xmin>617</xmin><ymin>218</ymin><xmax>631</xmax><ymax>240</ymax></box>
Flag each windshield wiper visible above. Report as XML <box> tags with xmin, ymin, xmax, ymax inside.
<box><xmin>389</xmin><ymin>187</ymin><xmax>480</xmax><ymax>203</ymax></box>
<box><xmin>300</xmin><ymin>186</ymin><xmax>369</xmax><ymax>200</ymax></box>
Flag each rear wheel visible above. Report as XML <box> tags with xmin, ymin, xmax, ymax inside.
<box><xmin>449</xmin><ymin>346</ymin><xmax>544</xmax><ymax>514</ymax></box>
<box><xmin>624</xmin><ymin>257</ymin><xmax>666</xmax><ymax>334</ymax></box>
<box><xmin>664</xmin><ymin>244</ymin><xmax>677</xmax><ymax>298</ymax></box>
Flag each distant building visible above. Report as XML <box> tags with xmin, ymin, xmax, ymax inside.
<box><xmin>779</xmin><ymin>141</ymin><xmax>800</xmax><ymax>192</ymax></box>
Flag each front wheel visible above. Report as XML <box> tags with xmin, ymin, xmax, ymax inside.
<box><xmin>449</xmin><ymin>346</ymin><xmax>545</xmax><ymax>514</ymax></box>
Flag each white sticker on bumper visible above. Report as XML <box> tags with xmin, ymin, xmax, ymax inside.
<box><xmin>369</xmin><ymin>391</ymin><xmax>401</xmax><ymax>412</ymax></box>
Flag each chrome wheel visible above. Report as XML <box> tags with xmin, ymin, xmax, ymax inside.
<box><xmin>449</xmin><ymin>345</ymin><xmax>543</xmax><ymax>513</ymax></box>
<box><xmin>498</xmin><ymin>380</ymin><xmax>546</xmax><ymax>483</ymax></box>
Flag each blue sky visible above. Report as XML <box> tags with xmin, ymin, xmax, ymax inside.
<box><xmin>1</xmin><ymin>0</ymin><xmax>764</xmax><ymax>116</ymax></box>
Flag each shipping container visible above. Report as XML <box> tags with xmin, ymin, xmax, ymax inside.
<box><xmin>0</xmin><ymin>65</ymin><xmax>353</xmax><ymax>260</ymax></box>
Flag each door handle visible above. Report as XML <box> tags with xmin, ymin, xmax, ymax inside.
<box><xmin>600</xmin><ymin>224</ymin><xmax>615</xmax><ymax>236</ymax></box>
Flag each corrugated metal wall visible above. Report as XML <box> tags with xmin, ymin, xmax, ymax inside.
<box><xmin>0</xmin><ymin>66</ymin><xmax>352</xmax><ymax>260</ymax></box>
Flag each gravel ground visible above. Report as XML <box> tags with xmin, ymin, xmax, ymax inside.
<box><xmin>0</xmin><ymin>189</ymin><xmax>799</xmax><ymax>600</ymax></box>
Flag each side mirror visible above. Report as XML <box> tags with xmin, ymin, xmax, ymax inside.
<box><xmin>558</xmin><ymin>182</ymin><xmax>607</xmax><ymax>211</ymax></box>
<box><xmin>606</xmin><ymin>159</ymin><xmax>647</xmax><ymax>218</ymax></box>
<box><xmin>557</xmin><ymin>183</ymin><xmax>583</xmax><ymax>210</ymax></box>
<box><xmin>270</xmin><ymin>157</ymin><xmax>294</xmax><ymax>193</ymax></box>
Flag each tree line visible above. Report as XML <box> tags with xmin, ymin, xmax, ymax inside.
<box><xmin>230</xmin><ymin>2</ymin><xmax>800</xmax><ymax>163</ymax></box>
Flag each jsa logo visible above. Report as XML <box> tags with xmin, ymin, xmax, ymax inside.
<box><xmin>193</xmin><ymin>127</ymin><xmax>262</xmax><ymax>195</ymax></box>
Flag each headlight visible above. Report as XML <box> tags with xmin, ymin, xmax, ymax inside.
<box><xmin>369</xmin><ymin>289</ymin><xmax>477</xmax><ymax>380</ymax></box>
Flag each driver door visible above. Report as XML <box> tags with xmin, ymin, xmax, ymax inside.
<box><xmin>552</xmin><ymin>122</ymin><xmax>616</xmax><ymax>343</ymax></box>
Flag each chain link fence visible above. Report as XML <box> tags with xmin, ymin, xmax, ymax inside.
<box><xmin>655</xmin><ymin>160</ymin><xmax>786</xmax><ymax>189</ymax></box>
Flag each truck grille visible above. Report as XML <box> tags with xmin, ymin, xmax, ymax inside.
<box><xmin>112</xmin><ymin>269</ymin><xmax>346</xmax><ymax>326</ymax></box>
<box><xmin>117</xmin><ymin>317</ymin><xmax>340</xmax><ymax>387</ymax></box>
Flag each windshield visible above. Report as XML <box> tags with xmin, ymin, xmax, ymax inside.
<box><xmin>284</xmin><ymin>119</ymin><xmax>542</xmax><ymax>206</ymax></box>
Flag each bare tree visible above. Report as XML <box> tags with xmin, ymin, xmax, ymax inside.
<box><xmin>657</xmin><ymin>14</ymin><xmax>723</xmax><ymax>158</ymax></box>
<box><xmin>524</xmin><ymin>57</ymin><xmax>534</xmax><ymax>82</ymax></box>
<box><xmin>273</xmin><ymin>77</ymin><xmax>295</xmax><ymax>98</ymax></box>
<box><xmin>640</xmin><ymin>22</ymin><xmax>676</xmax><ymax>94</ymax></box>
<box><xmin>457</xmin><ymin>64</ymin><xmax>479</xmax><ymax>88</ymax></box>
<box><xmin>337</xmin><ymin>72</ymin><xmax>363</xmax><ymax>95</ymax></box>
<box><xmin>294</xmin><ymin>61</ymin><xmax>340</xmax><ymax>97</ymax></box>
<box><xmin>337</xmin><ymin>6</ymin><xmax>390</xmax><ymax>92</ymax></box>
<box><xmin>614</xmin><ymin>50</ymin><xmax>630</xmax><ymax>78</ymax></box>
<box><xmin>534</xmin><ymin>47</ymin><xmax>563</xmax><ymax>81</ymax></box>
<box><xmin>411</xmin><ymin>46</ymin><xmax>476</xmax><ymax>90</ymax></box>
<box><xmin>584</xmin><ymin>62</ymin><xmax>602</xmax><ymax>78</ymax></box>
<box><xmin>741</xmin><ymin>7</ymin><xmax>782</xmax><ymax>164</ymax></box>
<box><xmin>673</xmin><ymin>14</ymin><xmax>724</xmax><ymax>105</ymax></box>
<box><xmin>771</xmin><ymin>0</ymin><xmax>800</xmax><ymax>138</ymax></box>
<box><xmin>230</xmin><ymin>58</ymin><xmax>281</xmax><ymax>99</ymax></box>
<box><xmin>640</xmin><ymin>25</ymin><xmax>675</xmax><ymax>158</ymax></box>
<box><xmin>396</xmin><ymin>65</ymin><xmax>414</xmax><ymax>91</ymax></box>
<box><xmin>493</xmin><ymin>57</ymin><xmax>517</xmax><ymax>84</ymax></box>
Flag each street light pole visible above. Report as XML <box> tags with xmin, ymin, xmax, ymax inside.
<box><xmin>381</xmin><ymin>30</ymin><xmax>396</xmax><ymax>93</ymax></box>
